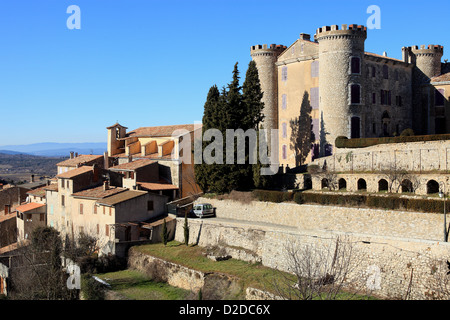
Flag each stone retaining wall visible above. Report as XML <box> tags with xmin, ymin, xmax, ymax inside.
<box><xmin>173</xmin><ymin>198</ymin><xmax>450</xmax><ymax>299</ymax></box>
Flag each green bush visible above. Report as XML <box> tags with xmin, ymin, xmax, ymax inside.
<box><xmin>81</xmin><ymin>274</ymin><xmax>106</xmax><ymax>300</ymax></box>
<box><xmin>293</xmin><ymin>192</ymin><xmax>450</xmax><ymax>214</ymax></box>
<box><xmin>252</xmin><ymin>190</ymin><xmax>293</xmax><ymax>203</ymax></box>
<box><xmin>335</xmin><ymin>133</ymin><xmax>450</xmax><ymax>149</ymax></box>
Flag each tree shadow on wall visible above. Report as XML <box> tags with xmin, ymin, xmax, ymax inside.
<box><xmin>290</xmin><ymin>91</ymin><xmax>315</xmax><ymax>167</ymax></box>
<box><xmin>319</xmin><ymin>111</ymin><xmax>332</xmax><ymax>157</ymax></box>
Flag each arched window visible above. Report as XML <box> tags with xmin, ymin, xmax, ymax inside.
<box><xmin>338</xmin><ymin>178</ymin><xmax>347</xmax><ymax>190</ymax></box>
<box><xmin>321</xmin><ymin>178</ymin><xmax>329</xmax><ymax>190</ymax></box>
<box><xmin>401</xmin><ymin>179</ymin><xmax>413</xmax><ymax>193</ymax></box>
<box><xmin>357</xmin><ymin>178</ymin><xmax>367</xmax><ymax>191</ymax></box>
<box><xmin>378</xmin><ymin>179</ymin><xmax>389</xmax><ymax>192</ymax></box>
<box><xmin>427</xmin><ymin>180</ymin><xmax>440</xmax><ymax>194</ymax></box>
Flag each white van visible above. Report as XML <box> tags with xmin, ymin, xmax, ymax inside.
<box><xmin>190</xmin><ymin>203</ymin><xmax>215</xmax><ymax>218</ymax></box>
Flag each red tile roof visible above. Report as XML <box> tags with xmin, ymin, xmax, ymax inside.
<box><xmin>96</xmin><ymin>190</ymin><xmax>147</xmax><ymax>206</ymax></box>
<box><xmin>27</xmin><ymin>185</ymin><xmax>48</xmax><ymax>197</ymax></box>
<box><xmin>72</xmin><ymin>185</ymin><xmax>127</xmax><ymax>199</ymax></box>
<box><xmin>57</xmin><ymin>154</ymin><xmax>103</xmax><ymax>167</ymax></box>
<box><xmin>127</xmin><ymin>124</ymin><xmax>197</xmax><ymax>138</ymax></box>
<box><xmin>431</xmin><ymin>72</ymin><xmax>450</xmax><ymax>83</ymax></box>
<box><xmin>110</xmin><ymin>158</ymin><xmax>155</xmax><ymax>171</ymax></box>
<box><xmin>56</xmin><ymin>166</ymin><xmax>93</xmax><ymax>179</ymax></box>
<box><xmin>15</xmin><ymin>202</ymin><xmax>45</xmax><ymax>213</ymax></box>
<box><xmin>138</xmin><ymin>182</ymin><xmax>178</xmax><ymax>191</ymax></box>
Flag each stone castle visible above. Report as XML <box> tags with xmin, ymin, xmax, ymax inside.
<box><xmin>250</xmin><ymin>24</ymin><xmax>450</xmax><ymax>169</ymax></box>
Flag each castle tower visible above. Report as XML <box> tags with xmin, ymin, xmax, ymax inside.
<box><xmin>314</xmin><ymin>24</ymin><xmax>367</xmax><ymax>155</ymax></box>
<box><xmin>404</xmin><ymin>45</ymin><xmax>444</xmax><ymax>134</ymax></box>
<box><xmin>250</xmin><ymin>44</ymin><xmax>286</xmax><ymax>133</ymax></box>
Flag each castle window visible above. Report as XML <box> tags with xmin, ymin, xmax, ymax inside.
<box><xmin>436</xmin><ymin>89</ymin><xmax>445</xmax><ymax>106</ymax></box>
<box><xmin>282</xmin><ymin>145</ymin><xmax>287</xmax><ymax>160</ymax></box>
<box><xmin>351</xmin><ymin>57</ymin><xmax>360</xmax><ymax>74</ymax></box>
<box><xmin>350</xmin><ymin>84</ymin><xmax>361</xmax><ymax>104</ymax></box>
<box><xmin>282</xmin><ymin>123</ymin><xmax>287</xmax><ymax>138</ymax></box>
<box><xmin>372</xmin><ymin>123</ymin><xmax>376</xmax><ymax>134</ymax></box>
<box><xmin>310</xmin><ymin>87</ymin><xmax>319</xmax><ymax>109</ymax></box>
<box><xmin>282</xmin><ymin>94</ymin><xmax>287</xmax><ymax>110</ymax></box>
<box><xmin>371</xmin><ymin>66</ymin><xmax>376</xmax><ymax>77</ymax></box>
<box><xmin>282</xmin><ymin>66</ymin><xmax>288</xmax><ymax>82</ymax></box>
<box><xmin>396</xmin><ymin>96</ymin><xmax>403</xmax><ymax>107</ymax></box>
<box><xmin>383</xmin><ymin>65</ymin><xmax>389</xmax><ymax>79</ymax></box>
<box><xmin>372</xmin><ymin>93</ymin><xmax>376</xmax><ymax>104</ymax></box>
<box><xmin>351</xmin><ymin>117</ymin><xmax>361</xmax><ymax>139</ymax></box>
<box><xmin>311</xmin><ymin>61</ymin><xmax>319</xmax><ymax>78</ymax></box>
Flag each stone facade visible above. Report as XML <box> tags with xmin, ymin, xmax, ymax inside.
<box><xmin>174</xmin><ymin>197</ymin><xmax>450</xmax><ymax>299</ymax></box>
<box><xmin>251</xmin><ymin>24</ymin><xmax>449</xmax><ymax>169</ymax></box>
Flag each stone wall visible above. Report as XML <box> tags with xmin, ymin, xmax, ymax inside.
<box><xmin>174</xmin><ymin>197</ymin><xmax>450</xmax><ymax>299</ymax></box>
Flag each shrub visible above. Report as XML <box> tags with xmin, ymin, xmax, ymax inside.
<box><xmin>335</xmin><ymin>133</ymin><xmax>450</xmax><ymax>149</ymax></box>
<box><xmin>400</xmin><ymin>128</ymin><xmax>415</xmax><ymax>136</ymax></box>
<box><xmin>81</xmin><ymin>274</ymin><xmax>106</xmax><ymax>300</ymax></box>
<box><xmin>252</xmin><ymin>190</ymin><xmax>293</xmax><ymax>203</ymax></box>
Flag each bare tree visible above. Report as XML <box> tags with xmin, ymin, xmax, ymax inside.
<box><xmin>381</xmin><ymin>162</ymin><xmax>409</xmax><ymax>193</ymax></box>
<box><xmin>270</xmin><ymin>236</ymin><xmax>367</xmax><ymax>300</ymax></box>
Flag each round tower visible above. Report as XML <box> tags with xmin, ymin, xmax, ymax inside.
<box><xmin>314</xmin><ymin>24</ymin><xmax>367</xmax><ymax>155</ymax></box>
<box><xmin>250</xmin><ymin>44</ymin><xmax>286</xmax><ymax>132</ymax></box>
<box><xmin>410</xmin><ymin>44</ymin><xmax>444</xmax><ymax>80</ymax></box>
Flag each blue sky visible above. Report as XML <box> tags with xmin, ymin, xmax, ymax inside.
<box><xmin>0</xmin><ymin>0</ymin><xmax>448</xmax><ymax>145</ymax></box>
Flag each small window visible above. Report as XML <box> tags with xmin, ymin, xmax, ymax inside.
<box><xmin>372</xmin><ymin>123</ymin><xmax>376</xmax><ymax>134</ymax></box>
<box><xmin>372</xmin><ymin>93</ymin><xmax>376</xmax><ymax>104</ymax></box>
<box><xmin>372</xmin><ymin>66</ymin><xmax>376</xmax><ymax>77</ymax></box>
<box><xmin>61</xmin><ymin>195</ymin><xmax>65</xmax><ymax>207</ymax></box>
<box><xmin>383</xmin><ymin>65</ymin><xmax>389</xmax><ymax>79</ymax></box>
<box><xmin>96</xmin><ymin>224</ymin><xmax>99</xmax><ymax>234</ymax></box>
<box><xmin>66</xmin><ymin>180</ymin><xmax>69</xmax><ymax>189</ymax></box>
<box><xmin>147</xmin><ymin>201</ymin><xmax>154</xmax><ymax>211</ymax></box>
<box><xmin>351</xmin><ymin>57</ymin><xmax>360</xmax><ymax>74</ymax></box>
<box><xmin>109</xmin><ymin>207</ymin><xmax>112</xmax><ymax>216</ymax></box>
<box><xmin>61</xmin><ymin>179</ymin><xmax>65</xmax><ymax>189</ymax></box>
<box><xmin>311</xmin><ymin>60</ymin><xmax>319</xmax><ymax>78</ymax></box>
<box><xmin>94</xmin><ymin>205</ymin><xmax>97</xmax><ymax>214</ymax></box>
<box><xmin>282</xmin><ymin>94</ymin><xmax>287</xmax><ymax>110</ymax></box>
<box><xmin>40</xmin><ymin>213</ymin><xmax>45</xmax><ymax>221</ymax></box>
<box><xmin>282</xmin><ymin>145</ymin><xmax>287</xmax><ymax>160</ymax></box>
<box><xmin>282</xmin><ymin>123</ymin><xmax>287</xmax><ymax>138</ymax></box>
<box><xmin>282</xmin><ymin>66</ymin><xmax>288</xmax><ymax>82</ymax></box>
<box><xmin>79</xmin><ymin>203</ymin><xmax>83</xmax><ymax>215</ymax></box>
<box><xmin>351</xmin><ymin>84</ymin><xmax>361</xmax><ymax>104</ymax></box>
<box><xmin>105</xmin><ymin>224</ymin><xmax>109</xmax><ymax>236</ymax></box>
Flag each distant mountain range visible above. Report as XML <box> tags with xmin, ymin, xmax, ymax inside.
<box><xmin>0</xmin><ymin>142</ymin><xmax>107</xmax><ymax>157</ymax></box>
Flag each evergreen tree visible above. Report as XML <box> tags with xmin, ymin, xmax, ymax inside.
<box><xmin>194</xmin><ymin>62</ymin><xmax>268</xmax><ymax>194</ymax></box>
<box><xmin>161</xmin><ymin>219</ymin><xmax>168</xmax><ymax>245</ymax></box>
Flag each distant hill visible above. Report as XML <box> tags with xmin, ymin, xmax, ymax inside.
<box><xmin>0</xmin><ymin>142</ymin><xmax>107</xmax><ymax>157</ymax></box>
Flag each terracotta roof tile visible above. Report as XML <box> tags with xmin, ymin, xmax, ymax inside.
<box><xmin>138</xmin><ymin>182</ymin><xmax>178</xmax><ymax>191</ymax></box>
<box><xmin>96</xmin><ymin>190</ymin><xmax>147</xmax><ymax>206</ymax></box>
<box><xmin>127</xmin><ymin>124</ymin><xmax>197</xmax><ymax>138</ymax></box>
<box><xmin>72</xmin><ymin>185</ymin><xmax>127</xmax><ymax>199</ymax></box>
<box><xmin>110</xmin><ymin>158</ymin><xmax>155</xmax><ymax>171</ymax></box>
<box><xmin>15</xmin><ymin>202</ymin><xmax>45</xmax><ymax>213</ymax></box>
<box><xmin>431</xmin><ymin>72</ymin><xmax>450</xmax><ymax>83</ymax></box>
<box><xmin>57</xmin><ymin>154</ymin><xmax>103</xmax><ymax>167</ymax></box>
<box><xmin>27</xmin><ymin>185</ymin><xmax>48</xmax><ymax>197</ymax></box>
<box><xmin>56</xmin><ymin>166</ymin><xmax>93</xmax><ymax>179</ymax></box>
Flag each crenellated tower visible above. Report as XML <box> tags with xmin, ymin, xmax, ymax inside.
<box><xmin>403</xmin><ymin>45</ymin><xmax>444</xmax><ymax>134</ymax></box>
<box><xmin>250</xmin><ymin>44</ymin><xmax>286</xmax><ymax>133</ymax></box>
<box><xmin>314</xmin><ymin>24</ymin><xmax>367</xmax><ymax>155</ymax></box>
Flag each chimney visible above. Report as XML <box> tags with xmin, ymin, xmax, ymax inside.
<box><xmin>300</xmin><ymin>33</ymin><xmax>311</xmax><ymax>41</ymax></box>
<box><xmin>103</xmin><ymin>180</ymin><xmax>110</xmax><ymax>191</ymax></box>
<box><xmin>30</xmin><ymin>174</ymin><xmax>35</xmax><ymax>183</ymax></box>
<box><xmin>70</xmin><ymin>151</ymin><xmax>74</xmax><ymax>159</ymax></box>
<box><xmin>383</xmin><ymin>51</ymin><xmax>388</xmax><ymax>57</ymax></box>
<box><xmin>75</xmin><ymin>152</ymin><xmax>78</xmax><ymax>158</ymax></box>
